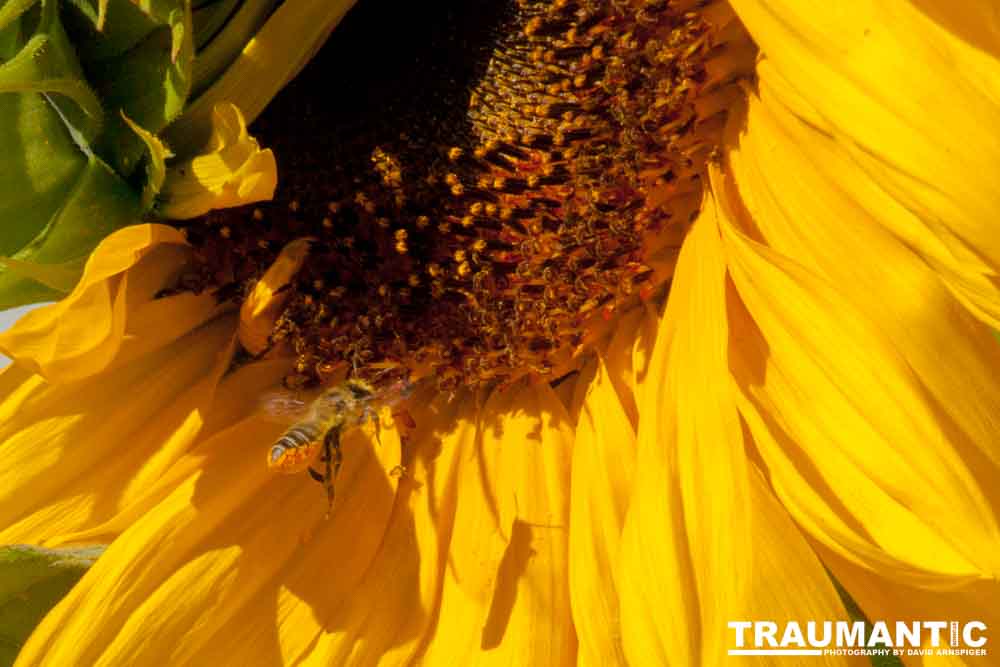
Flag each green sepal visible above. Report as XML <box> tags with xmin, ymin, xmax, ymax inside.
<box><xmin>77</xmin><ymin>0</ymin><xmax>194</xmax><ymax>177</ymax></box>
<box><xmin>0</xmin><ymin>0</ymin><xmax>37</xmax><ymax>33</ymax></box>
<box><xmin>0</xmin><ymin>152</ymin><xmax>142</xmax><ymax>309</ymax></box>
<box><xmin>191</xmin><ymin>0</ymin><xmax>239</xmax><ymax>50</ymax></box>
<box><xmin>122</xmin><ymin>109</ymin><xmax>173</xmax><ymax>209</ymax></box>
<box><xmin>0</xmin><ymin>0</ymin><xmax>103</xmax><ymax>143</ymax></box>
<box><xmin>189</xmin><ymin>0</ymin><xmax>272</xmax><ymax>97</ymax></box>
<box><xmin>0</xmin><ymin>0</ymin><xmax>195</xmax><ymax>308</ymax></box>
<box><xmin>0</xmin><ymin>0</ymin><xmax>285</xmax><ymax>308</ymax></box>
<box><xmin>62</xmin><ymin>0</ymin><xmax>160</xmax><ymax>66</ymax></box>
<box><xmin>0</xmin><ymin>545</ymin><xmax>104</xmax><ymax>666</ymax></box>
<box><xmin>0</xmin><ymin>256</ymin><xmax>85</xmax><ymax>293</ymax></box>
<box><xmin>168</xmin><ymin>0</ymin><xmax>352</xmax><ymax>155</ymax></box>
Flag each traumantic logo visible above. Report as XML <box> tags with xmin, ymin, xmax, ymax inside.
<box><xmin>727</xmin><ymin>621</ymin><xmax>988</xmax><ymax>658</ymax></box>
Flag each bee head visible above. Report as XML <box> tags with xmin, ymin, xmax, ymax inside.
<box><xmin>345</xmin><ymin>379</ymin><xmax>375</xmax><ymax>400</ymax></box>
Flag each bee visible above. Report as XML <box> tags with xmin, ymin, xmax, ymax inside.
<box><xmin>261</xmin><ymin>377</ymin><xmax>411</xmax><ymax>514</ymax></box>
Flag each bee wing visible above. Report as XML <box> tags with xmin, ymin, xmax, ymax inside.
<box><xmin>370</xmin><ymin>379</ymin><xmax>416</xmax><ymax>408</ymax></box>
<box><xmin>378</xmin><ymin>380</ymin><xmax>422</xmax><ymax>408</ymax></box>
<box><xmin>258</xmin><ymin>390</ymin><xmax>312</xmax><ymax>423</ymax></box>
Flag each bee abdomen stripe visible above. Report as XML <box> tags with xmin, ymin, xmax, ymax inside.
<box><xmin>279</xmin><ymin>423</ymin><xmax>322</xmax><ymax>448</ymax></box>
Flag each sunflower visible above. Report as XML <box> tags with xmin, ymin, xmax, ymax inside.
<box><xmin>3</xmin><ymin>0</ymin><xmax>1000</xmax><ymax>665</ymax></box>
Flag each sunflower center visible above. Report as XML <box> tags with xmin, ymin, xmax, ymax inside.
<box><xmin>179</xmin><ymin>0</ymin><xmax>749</xmax><ymax>391</ymax></box>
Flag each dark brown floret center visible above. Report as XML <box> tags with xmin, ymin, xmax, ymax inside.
<box><xmin>179</xmin><ymin>0</ymin><xmax>732</xmax><ymax>391</ymax></box>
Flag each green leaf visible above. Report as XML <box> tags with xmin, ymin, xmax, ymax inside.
<box><xmin>0</xmin><ymin>545</ymin><xmax>104</xmax><ymax>665</ymax></box>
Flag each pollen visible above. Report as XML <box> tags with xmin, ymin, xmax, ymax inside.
<box><xmin>180</xmin><ymin>0</ymin><xmax>754</xmax><ymax>391</ymax></box>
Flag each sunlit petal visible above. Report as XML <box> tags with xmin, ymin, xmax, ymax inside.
<box><xmin>727</xmin><ymin>0</ymin><xmax>1000</xmax><ymax>325</ymax></box>
<box><xmin>0</xmin><ymin>316</ymin><xmax>235</xmax><ymax>547</ymax></box>
<box><xmin>818</xmin><ymin>543</ymin><xmax>999</xmax><ymax>667</ymax></box>
<box><xmin>15</xmin><ymin>381</ymin><xmax>401</xmax><ymax>666</ymax></box>
<box><xmin>717</xmin><ymin>153</ymin><xmax>1000</xmax><ymax>585</ymax></box>
<box><xmin>418</xmin><ymin>382</ymin><xmax>576</xmax><ymax>665</ymax></box>
<box><xmin>726</xmin><ymin>78</ymin><xmax>1000</xmax><ymax>472</ymax></box>
<box><xmin>618</xmin><ymin>202</ymin><xmax>856</xmax><ymax>665</ymax></box>
<box><xmin>569</xmin><ymin>356</ymin><xmax>634</xmax><ymax>665</ymax></box>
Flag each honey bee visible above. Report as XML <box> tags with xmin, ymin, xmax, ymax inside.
<box><xmin>261</xmin><ymin>377</ymin><xmax>411</xmax><ymax>514</ymax></box>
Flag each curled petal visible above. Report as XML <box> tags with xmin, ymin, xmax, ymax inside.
<box><xmin>238</xmin><ymin>238</ymin><xmax>312</xmax><ymax>355</ymax></box>
<box><xmin>158</xmin><ymin>103</ymin><xmax>277</xmax><ymax>220</ymax></box>
<box><xmin>0</xmin><ymin>225</ymin><xmax>221</xmax><ymax>383</ymax></box>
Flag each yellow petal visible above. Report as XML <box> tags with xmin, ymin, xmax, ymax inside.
<box><xmin>238</xmin><ymin>238</ymin><xmax>312</xmax><ymax>355</ymax></box>
<box><xmin>0</xmin><ymin>224</ymin><xmax>221</xmax><ymax>383</ymax></box>
<box><xmin>51</xmin><ymin>356</ymin><xmax>293</xmax><ymax>546</ymax></box>
<box><xmin>759</xmin><ymin>61</ymin><xmax>1000</xmax><ymax>332</ymax></box>
<box><xmin>409</xmin><ymin>390</ymin><xmax>509</xmax><ymax>664</ymax></box>
<box><xmin>290</xmin><ymin>389</ymin><xmax>463</xmax><ymax>666</ymax></box>
<box><xmin>818</xmin><ymin>543</ymin><xmax>1000</xmax><ymax>667</ymax></box>
<box><xmin>13</xmin><ymin>373</ymin><xmax>578</xmax><ymax>665</ymax></box>
<box><xmin>619</xmin><ymin>204</ymin><xmax>747</xmax><ymax>665</ymax></box>
<box><xmin>595</xmin><ymin>303</ymin><xmax>660</xmax><ymax>433</ymax></box>
<box><xmin>741</xmin><ymin>468</ymin><xmax>866</xmax><ymax>667</ymax></box>
<box><xmin>158</xmin><ymin>103</ymin><xmax>277</xmax><ymax>220</ymax></box>
<box><xmin>417</xmin><ymin>382</ymin><xmax>576</xmax><ymax>665</ymax></box>
<box><xmin>728</xmin><ymin>80</ymin><xmax>1000</xmax><ymax>469</ymax></box>
<box><xmin>716</xmin><ymin>153</ymin><xmax>1000</xmax><ymax>585</ymax></box>
<box><xmin>618</xmin><ymin>205</ymin><xmax>857</xmax><ymax>665</ymax></box>
<box><xmin>727</xmin><ymin>0</ymin><xmax>1000</xmax><ymax>324</ymax></box>
<box><xmin>15</xmin><ymin>372</ymin><xmax>402</xmax><ymax>666</ymax></box>
<box><xmin>0</xmin><ymin>314</ymin><xmax>235</xmax><ymax>547</ymax></box>
<box><xmin>569</xmin><ymin>357</ymin><xmax>635</xmax><ymax>665</ymax></box>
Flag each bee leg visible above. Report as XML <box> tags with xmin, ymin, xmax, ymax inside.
<box><xmin>364</xmin><ymin>407</ymin><xmax>382</xmax><ymax>446</ymax></box>
<box><xmin>332</xmin><ymin>429</ymin><xmax>343</xmax><ymax>481</ymax></box>
<box><xmin>322</xmin><ymin>429</ymin><xmax>334</xmax><ymax>515</ymax></box>
<box><xmin>321</xmin><ymin>427</ymin><xmax>344</xmax><ymax>517</ymax></box>
<box><xmin>308</xmin><ymin>467</ymin><xmax>324</xmax><ymax>484</ymax></box>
